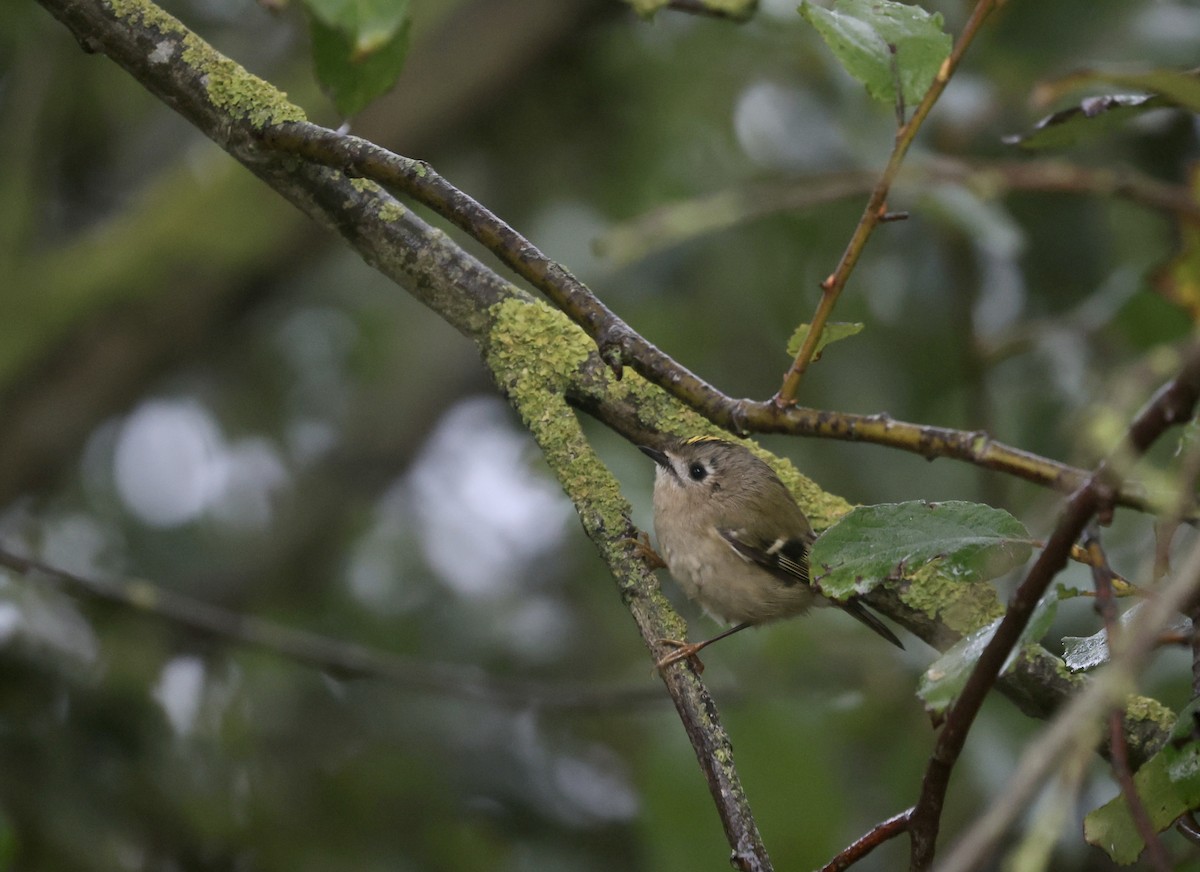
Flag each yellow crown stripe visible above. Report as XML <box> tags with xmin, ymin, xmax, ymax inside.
<box><xmin>683</xmin><ymin>435</ymin><xmax>728</xmax><ymax>446</ymax></box>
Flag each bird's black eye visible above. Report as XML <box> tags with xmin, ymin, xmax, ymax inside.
<box><xmin>688</xmin><ymin>462</ymin><xmax>707</xmax><ymax>481</ymax></box>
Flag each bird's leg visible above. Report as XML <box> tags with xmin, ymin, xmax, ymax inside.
<box><xmin>629</xmin><ymin>530</ymin><xmax>667</xmax><ymax>570</ymax></box>
<box><xmin>656</xmin><ymin>622</ymin><xmax>753</xmax><ymax>672</ymax></box>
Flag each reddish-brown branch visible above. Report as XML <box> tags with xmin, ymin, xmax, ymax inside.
<box><xmin>774</xmin><ymin>0</ymin><xmax>1005</xmax><ymax>404</ymax></box>
<box><xmin>820</xmin><ymin>808</ymin><xmax>913</xmax><ymax>872</ymax></box>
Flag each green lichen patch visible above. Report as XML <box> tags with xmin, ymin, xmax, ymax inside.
<box><xmin>347</xmin><ymin>178</ymin><xmax>409</xmax><ymax>222</ymax></box>
<box><xmin>106</xmin><ymin>0</ymin><xmax>187</xmax><ymax>33</ymax></box>
<box><xmin>375</xmin><ymin>198</ymin><xmax>407</xmax><ymax>223</ymax></box>
<box><xmin>1126</xmin><ymin>694</ymin><xmax>1175</xmax><ymax>732</ymax></box>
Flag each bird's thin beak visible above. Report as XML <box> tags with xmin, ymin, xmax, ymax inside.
<box><xmin>638</xmin><ymin>445</ymin><xmax>670</xmax><ymax>468</ymax></box>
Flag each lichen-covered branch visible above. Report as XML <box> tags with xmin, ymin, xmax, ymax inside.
<box><xmin>36</xmin><ymin>1</ymin><xmax>775</xmax><ymax>865</ymax></box>
<box><xmin>484</xmin><ymin>297</ymin><xmax>773</xmax><ymax>871</ymax></box>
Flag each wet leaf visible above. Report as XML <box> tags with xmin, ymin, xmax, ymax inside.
<box><xmin>799</xmin><ymin>0</ymin><xmax>951</xmax><ymax>106</ymax></box>
<box><xmin>812</xmin><ymin>500</ymin><xmax>1034</xmax><ymax>599</ymax></box>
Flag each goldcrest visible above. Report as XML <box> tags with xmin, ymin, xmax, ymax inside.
<box><xmin>640</xmin><ymin>436</ymin><xmax>902</xmax><ymax>667</ymax></box>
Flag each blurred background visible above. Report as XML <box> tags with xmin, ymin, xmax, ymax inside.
<box><xmin>3</xmin><ymin>0</ymin><xmax>1199</xmax><ymax>868</ymax></box>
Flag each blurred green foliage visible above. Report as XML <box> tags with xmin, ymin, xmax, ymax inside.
<box><xmin>3</xmin><ymin>0</ymin><xmax>1199</xmax><ymax>869</ymax></box>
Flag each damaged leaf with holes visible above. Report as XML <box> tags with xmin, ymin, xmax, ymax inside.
<box><xmin>785</xmin><ymin>321</ymin><xmax>864</xmax><ymax>362</ymax></box>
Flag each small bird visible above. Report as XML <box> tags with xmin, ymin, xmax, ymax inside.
<box><xmin>640</xmin><ymin>436</ymin><xmax>902</xmax><ymax>668</ymax></box>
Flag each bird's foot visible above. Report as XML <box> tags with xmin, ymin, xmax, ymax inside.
<box><xmin>629</xmin><ymin>531</ymin><xmax>667</xmax><ymax>570</ymax></box>
<box><xmin>655</xmin><ymin>638</ymin><xmax>706</xmax><ymax>674</ymax></box>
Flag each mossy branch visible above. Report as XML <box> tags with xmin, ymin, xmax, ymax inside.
<box><xmin>485</xmin><ymin>296</ymin><xmax>773</xmax><ymax>871</ymax></box>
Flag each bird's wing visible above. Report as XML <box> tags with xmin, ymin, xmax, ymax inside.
<box><xmin>717</xmin><ymin>528</ymin><xmax>810</xmax><ymax>586</ymax></box>
<box><xmin>718</xmin><ymin>527</ymin><xmax>904</xmax><ymax>650</ymax></box>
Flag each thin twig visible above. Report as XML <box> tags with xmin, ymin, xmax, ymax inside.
<box><xmin>261</xmin><ymin>121</ymin><xmax>1169</xmax><ymax>519</ymax></box>
<box><xmin>908</xmin><ymin>342</ymin><xmax>1200</xmax><ymax>871</ymax></box>
<box><xmin>593</xmin><ymin>158</ymin><xmax>1200</xmax><ymax>268</ymax></box>
<box><xmin>0</xmin><ymin>547</ymin><xmax>670</xmax><ymax>711</ymax></box>
<box><xmin>774</xmin><ymin>0</ymin><xmax>1004</xmax><ymax>404</ymax></box>
<box><xmin>821</xmin><ymin>807</ymin><xmax>913</xmax><ymax>872</ymax></box>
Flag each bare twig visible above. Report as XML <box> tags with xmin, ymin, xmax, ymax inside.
<box><xmin>594</xmin><ymin>158</ymin><xmax>1200</xmax><ymax>268</ymax></box>
<box><xmin>0</xmin><ymin>546</ymin><xmax>673</xmax><ymax>711</ymax></box>
<box><xmin>820</xmin><ymin>807</ymin><xmax>913</xmax><ymax>872</ymax></box>
<box><xmin>593</xmin><ymin>170</ymin><xmax>876</xmax><ymax>266</ymax></box>
<box><xmin>774</xmin><ymin>0</ymin><xmax>1005</xmax><ymax>404</ymax></box>
<box><xmin>908</xmin><ymin>342</ymin><xmax>1200</xmax><ymax>871</ymax></box>
<box><xmin>260</xmin><ymin>121</ymin><xmax>1170</xmax><ymax>519</ymax></box>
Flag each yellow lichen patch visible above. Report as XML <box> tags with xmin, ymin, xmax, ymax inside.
<box><xmin>486</xmin><ymin>297</ymin><xmax>593</xmax><ymax>396</ymax></box>
<box><xmin>903</xmin><ymin>560</ymin><xmax>1004</xmax><ymax>635</ymax></box>
<box><xmin>189</xmin><ymin>44</ymin><xmax>306</xmax><ymax>127</ymax></box>
<box><xmin>376</xmin><ymin>198</ymin><xmax>407</xmax><ymax>223</ymax></box>
<box><xmin>1125</xmin><ymin>694</ymin><xmax>1176</xmax><ymax>733</ymax></box>
<box><xmin>485</xmin><ymin>297</ymin><xmax>630</xmax><ymax>550</ymax></box>
<box><xmin>108</xmin><ymin>0</ymin><xmax>305</xmax><ymax>127</ymax></box>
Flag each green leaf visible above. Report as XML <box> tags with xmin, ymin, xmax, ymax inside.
<box><xmin>304</xmin><ymin>0</ymin><xmax>412</xmax><ymax>117</ymax></box>
<box><xmin>916</xmin><ymin>589</ymin><xmax>1056</xmax><ymax>716</ymax></box>
<box><xmin>918</xmin><ymin>616</ymin><xmax>999</xmax><ymax>715</ymax></box>
<box><xmin>1036</xmin><ymin>68</ymin><xmax>1200</xmax><ymax>114</ymax></box>
<box><xmin>785</xmin><ymin>321</ymin><xmax>864</xmax><ymax>360</ymax></box>
<box><xmin>1085</xmin><ymin>700</ymin><xmax>1200</xmax><ymax>863</ymax></box>
<box><xmin>811</xmin><ymin>500</ymin><xmax>1034</xmax><ymax>599</ymax></box>
<box><xmin>305</xmin><ymin>0</ymin><xmax>410</xmax><ymax>55</ymax></box>
<box><xmin>798</xmin><ymin>0</ymin><xmax>951</xmax><ymax>107</ymax></box>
